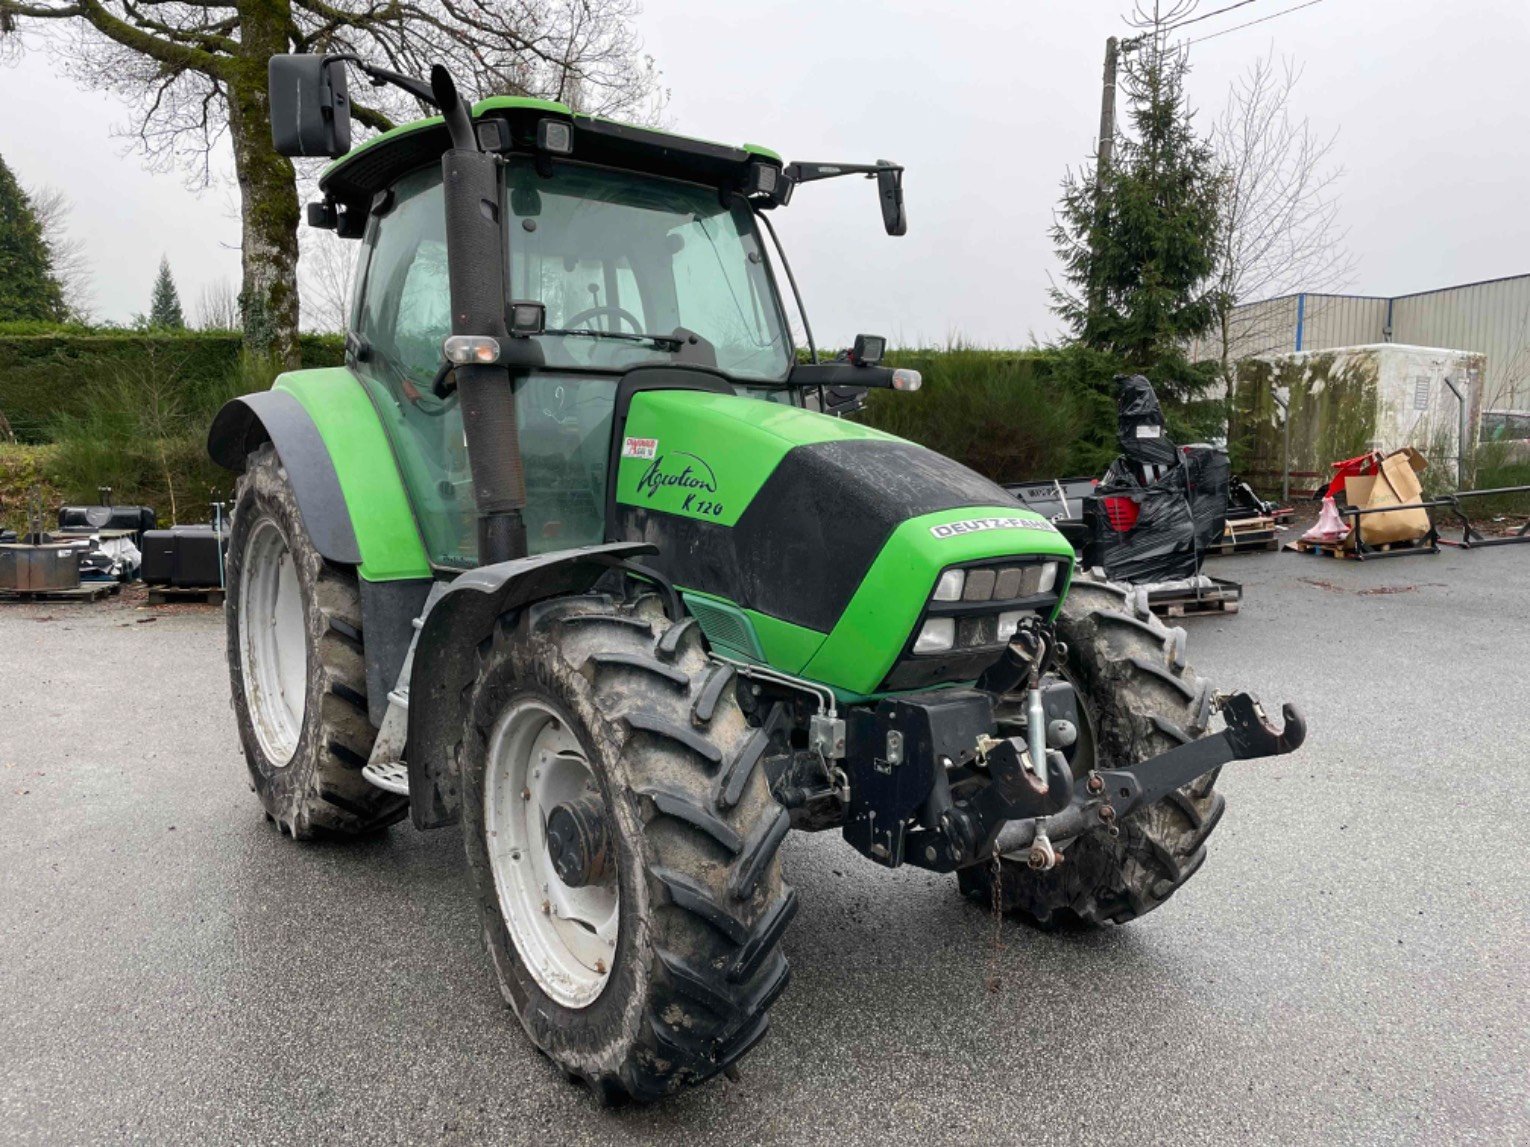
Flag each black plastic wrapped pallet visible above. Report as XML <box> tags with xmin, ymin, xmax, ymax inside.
<box><xmin>1086</xmin><ymin>460</ymin><xmax>1200</xmax><ymax>583</ymax></box>
<box><xmin>1181</xmin><ymin>445</ymin><xmax>1232</xmax><ymax>551</ymax></box>
<box><xmin>1115</xmin><ymin>374</ymin><xmax>1180</xmax><ymax>469</ymax></box>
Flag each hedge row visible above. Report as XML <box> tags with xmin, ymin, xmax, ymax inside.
<box><xmin>0</xmin><ymin>326</ymin><xmax>344</xmax><ymax>442</ymax></box>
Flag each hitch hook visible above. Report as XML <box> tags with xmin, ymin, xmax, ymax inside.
<box><xmin>1222</xmin><ymin>693</ymin><xmax>1307</xmax><ymax>757</ymax></box>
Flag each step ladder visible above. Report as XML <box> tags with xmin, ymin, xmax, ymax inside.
<box><xmin>361</xmin><ymin>582</ymin><xmax>447</xmax><ymax>796</ymax></box>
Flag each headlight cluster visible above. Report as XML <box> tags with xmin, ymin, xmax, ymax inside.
<box><xmin>913</xmin><ymin>560</ymin><xmax>1060</xmax><ymax>656</ymax></box>
<box><xmin>930</xmin><ymin>562</ymin><xmax>1058</xmax><ymax>603</ymax></box>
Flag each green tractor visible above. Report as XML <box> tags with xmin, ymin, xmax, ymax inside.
<box><xmin>210</xmin><ymin>56</ymin><xmax>1306</xmax><ymax>1102</ymax></box>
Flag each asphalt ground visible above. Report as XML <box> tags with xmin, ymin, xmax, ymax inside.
<box><xmin>1</xmin><ymin>547</ymin><xmax>1526</xmax><ymax>1145</ymax></box>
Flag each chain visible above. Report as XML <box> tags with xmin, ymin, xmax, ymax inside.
<box><xmin>985</xmin><ymin>852</ymin><xmax>1004</xmax><ymax>994</ymax></box>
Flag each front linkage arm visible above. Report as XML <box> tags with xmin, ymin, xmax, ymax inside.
<box><xmin>1098</xmin><ymin>693</ymin><xmax>1306</xmax><ymax>819</ymax></box>
<box><xmin>986</xmin><ymin>692</ymin><xmax>1307</xmax><ymax>865</ymax></box>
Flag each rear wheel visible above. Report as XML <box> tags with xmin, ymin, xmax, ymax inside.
<box><xmin>959</xmin><ymin>578</ymin><xmax>1224</xmax><ymax>927</ymax></box>
<box><xmin>225</xmin><ymin>444</ymin><xmax>408</xmax><ymax>839</ymax></box>
<box><xmin>460</xmin><ymin>594</ymin><xmax>796</xmax><ymax>1103</ymax></box>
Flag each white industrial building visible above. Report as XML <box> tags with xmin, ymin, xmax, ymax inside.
<box><xmin>1193</xmin><ymin>273</ymin><xmax>1530</xmax><ymax>436</ymax></box>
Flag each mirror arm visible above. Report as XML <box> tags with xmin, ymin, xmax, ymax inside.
<box><xmin>322</xmin><ymin>53</ymin><xmax>439</xmax><ymax>108</ymax></box>
<box><xmin>784</xmin><ymin>161</ymin><xmax>903</xmax><ymax>184</ymax></box>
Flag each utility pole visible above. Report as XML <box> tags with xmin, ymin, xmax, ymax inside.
<box><xmin>1086</xmin><ymin>35</ymin><xmax>1120</xmax><ymax>323</ymax></box>
<box><xmin>1096</xmin><ymin>36</ymin><xmax>1119</xmax><ymax>184</ymax></box>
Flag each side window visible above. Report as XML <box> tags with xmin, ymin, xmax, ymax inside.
<box><xmin>352</xmin><ymin>167</ymin><xmax>475</xmax><ymax>566</ymax></box>
<box><xmin>351</xmin><ymin>165</ymin><xmax>616</xmax><ymax>566</ymax></box>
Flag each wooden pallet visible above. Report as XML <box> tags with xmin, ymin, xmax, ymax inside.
<box><xmin>146</xmin><ymin>585</ymin><xmax>225</xmax><ymax>605</ymax></box>
<box><xmin>1284</xmin><ymin>536</ymin><xmax>1434</xmax><ymax>560</ymax></box>
<box><xmin>1210</xmin><ymin>514</ymin><xmax>1279</xmax><ymax>554</ymax></box>
<box><xmin>1147</xmin><ymin>577</ymin><xmax>1242</xmax><ymax>618</ymax></box>
<box><xmin>0</xmin><ymin>580</ymin><xmax>121</xmax><ymax>603</ymax></box>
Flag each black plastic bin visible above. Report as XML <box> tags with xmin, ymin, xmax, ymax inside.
<box><xmin>140</xmin><ymin>525</ymin><xmax>228</xmax><ymax>588</ymax></box>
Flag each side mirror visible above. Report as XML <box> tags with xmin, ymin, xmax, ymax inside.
<box><xmin>876</xmin><ymin>160</ymin><xmax>906</xmax><ymax>236</ymax></box>
<box><xmin>269</xmin><ymin>54</ymin><xmax>352</xmax><ymax>158</ymax></box>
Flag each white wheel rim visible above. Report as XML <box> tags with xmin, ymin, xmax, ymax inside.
<box><xmin>238</xmin><ymin>518</ymin><xmax>308</xmax><ymax>766</ymax></box>
<box><xmin>484</xmin><ymin>698</ymin><xmax>618</xmax><ymax>1009</ymax></box>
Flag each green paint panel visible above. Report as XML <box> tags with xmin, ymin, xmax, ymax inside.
<box><xmin>802</xmin><ymin>504</ymin><xmax>1075</xmax><ymax>697</ymax></box>
<box><xmin>744</xmin><ymin>608</ymin><xmax>826</xmax><ymax>675</ymax></box>
<box><xmin>275</xmin><ymin>368</ymin><xmax>431</xmax><ymax>582</ymax></box>
<box><xmin>614</xmin><ymin>390</ymin><xmax>895</xmax><ymax>526</ymax></box>
<box><xmin>676</xmin><ymin>590</ymin><xmax>826</xmax><ymax>675</ymax></box>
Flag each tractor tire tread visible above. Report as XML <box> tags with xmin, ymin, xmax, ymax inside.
<box><xmin>459</xmin><ymin>597</ymin><xmax>793</xmax><ymax>1104</ymax></box>
<box><xmin>959</xmin><ymin>575</ymin><xmax>1224</xmax><ymax>929</ymax></box>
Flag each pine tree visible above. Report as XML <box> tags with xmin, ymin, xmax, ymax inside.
<box><xmin>149</xmin><ymin>256</ymin><xmax>186</xmax><ymax>330</ymax></box>
<box><xmin>0</xmin><ymin>152</ymin><xmax>66</xmax><ymax>323</ymax></box>
<box><xmin>1050</xmin><ymin>35</ymin><xmax>1224</xmax><ymax>406</ymax></box>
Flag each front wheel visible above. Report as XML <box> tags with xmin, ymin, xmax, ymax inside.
<box><xmin>959</xmin><ymin>578</ymin><xmax>1224</xmax><ymax>927</ymax></box>
<box><xmin>459</xmin><ymin>595</ymin><xmax>796</xmax><ymax>1102</ymax></box>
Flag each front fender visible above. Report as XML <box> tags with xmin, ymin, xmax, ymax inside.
<box><xmin>405</xmin><ymin>541</ymin><xmax>656</xmax><ymax>829</ymax></box>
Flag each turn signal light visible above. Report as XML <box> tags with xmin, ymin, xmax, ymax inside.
<box><xmin>442</xmin><ymin>335</ymin><xmax>500</xmax><ymax>365</ymax></box>
<box><xmin>891</xmin><ymin>368</ymin><xmax>921</xmax><ymax>392</ymax></box>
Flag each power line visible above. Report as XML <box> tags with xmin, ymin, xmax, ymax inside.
<box><xmin>1162</xmin><ymin>0</ymin><xmax>1272</xmax><ymax>33</ymax></box>
<box><xmin>1184</xmin><ymin>0</ymin><xmax>1328</xmax><ymax>45</ymax></box>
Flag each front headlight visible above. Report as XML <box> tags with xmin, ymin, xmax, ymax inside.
<box><xmin>996</xmin><ymin>610</ymin><xmax>1024</xmax><ymax>642</ymax></box>
<box><xmin>932</xmin><ymin>568</ymin><xmax>965</xmax><ymax>602</ymax></box>
<box><xmin>913</xmin><ymin>617</ymin><xmax>955</xmax><ymax>654</ymax></box>
<box><xmin>1036</xmin><ymin>561</ymin><xmax>1059</xmax><ymax>594</ymax></box>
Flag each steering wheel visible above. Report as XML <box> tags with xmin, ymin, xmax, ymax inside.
<box><xmin>562</xmin><ymin>304</ymin><xmax>643</xmax><ymax>334</ymax></box>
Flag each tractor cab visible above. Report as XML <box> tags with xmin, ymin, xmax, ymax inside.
<box><xmin>312</xmin><ymin>96</ymin><xmax>900</xmax><ymax>570</ymax></box>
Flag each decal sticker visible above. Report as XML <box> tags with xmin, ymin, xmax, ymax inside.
<box><xmin>622</xmin><ymin>435</ymin><xmax>659</xmax><ymax>459</ymax></box>
<box><xmin>929</xmin><ymin>516</ymin><xmax>1058</xmax><ymax>539</ymax></box>
<box><xmin>1134</xmin><ymin>424</ymin><xmax>1162</xmax><ymax>439</ymax></box>
<box><xmin>635</xmin><ymin>452</ymin><xmax>725</xmax><ymax>517</ymax></box>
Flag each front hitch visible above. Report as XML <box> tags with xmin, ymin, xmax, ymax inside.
<box><xmin>987</xmin><ymin>691</ymin><xmax>1306</xmax><ymax>864</ymax></box>
<box><xmin>1095</xmin><ymin>692</ymin><xmax>1306</xmax><ymax>819</ymax></box>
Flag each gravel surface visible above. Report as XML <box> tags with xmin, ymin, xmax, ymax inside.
<box><xmin>2</xmin><ymin>548</ymin><xmax>1526</xmax><ymax>1145</ymax></box>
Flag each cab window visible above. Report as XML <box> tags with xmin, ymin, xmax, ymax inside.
<box><xmin>353</xmin><ymin>166</ymin><xmax>615</xmax><ymax>565</ymax></box>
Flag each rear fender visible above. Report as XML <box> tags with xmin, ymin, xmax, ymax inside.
<box><xmin>207</xmin><ymin>368</ymin><xmax>431</xmax><ymax>582</ymax></box>
<box><xmin>208</xmin><ymin>389</ymin><xmax>363</xmax><ymax>564</ymax></box>
<box><xmin>405</xmin><ymin>541</ymin><xmax>656</xmax><ymax>829</ymax></box>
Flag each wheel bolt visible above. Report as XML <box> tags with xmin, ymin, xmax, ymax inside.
<box><xmin>521</xmin><ymin>787</ymin><xmax>531</xmax><ymax>801</ymax></box>
<box><xmin>541</xmin><ymin>899</ymin><xmax>551</xmax><ymax>915</ymax></box>
<box><xmin>594</xmin><ymin>959</ymin><xmax>607</xmax><ymax>974</ymax></box>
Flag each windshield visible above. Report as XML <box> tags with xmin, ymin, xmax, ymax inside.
<box><xmin>505</xmin><ymin>158</ymin><xmax>793</xmax><ymax>382</ymax></box>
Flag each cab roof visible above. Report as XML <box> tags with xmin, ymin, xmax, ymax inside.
<box><xmin>319</xmin><ymin>96</ymin><xmax>781</xmax><ymax>213</ymax></box>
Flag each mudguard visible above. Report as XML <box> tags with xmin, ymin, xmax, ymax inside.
<box><xmin>208</xmin><ymin>389</ymin><xmax>362</xmax><ymax>565</ymax></box>
<box><xmin>405</xmin><ymin>541</ymin><xmax>656</xmax><ymax>829</ymax></box>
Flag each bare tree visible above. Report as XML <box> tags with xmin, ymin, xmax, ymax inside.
<box><xmin>1208</xmin><ymin>51</ymin><xmax>1355</xmax><ymax>384</ymax></box>
<box><xmin>27</xmin><ymin>183</ymin><xmax>92</xmax><ymax>321</ymax></box>
<box><xmin>0</xmin><ymin>0</ymin><xmax>663</xmax><ymax>367</ymax></box>
<box><xmin>299</xmin><ymin>227</ymin><xmax>358</xmax><ymax>333</ymax></box>
<box><xmin>196</xmin><ymin>278</ymin><xmax>240</xmax><ymax>330</ymax></box>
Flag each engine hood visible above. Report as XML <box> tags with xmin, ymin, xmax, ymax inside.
<box><xmin>612</xmin><ymin>387</ymin><xmax>1074</xmax><ymax>694</ymax></box>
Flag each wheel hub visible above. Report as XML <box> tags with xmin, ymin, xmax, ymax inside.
<box><xmin>483</xmin><ymin>698</ymin><xmax>618</xmax><ymax>1009</ymax></box>
<box><xmin>546</xmin><ymin>796</ymin><xmax>611</xmax><ymax>888</ymax></box>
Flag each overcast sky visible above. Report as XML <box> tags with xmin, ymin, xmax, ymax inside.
<box><xmin>2</xmin><ymin>0</ymin><xmax>1527</xmax><ymax>346</ymax></box>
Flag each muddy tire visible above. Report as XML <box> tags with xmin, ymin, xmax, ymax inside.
<box><xmin>225</xmin><ymin>444</ymin><xmax>408</xmax><ymax>839</ymax></box>
<box><xmin>959</xmin><ymin>578</ymin><xmax>1224</xmax><ymax>928</ymax></box>
<box><xmin>460</xmin><ymin>594</ymin><xmax>795</xmax><ymax>1103</ymax></box>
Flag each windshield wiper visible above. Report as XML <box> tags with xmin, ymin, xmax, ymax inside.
<box><xmin>544</xmin><ymin>328</ymin><xmax>683</xmax><ymax>350</ymax></box>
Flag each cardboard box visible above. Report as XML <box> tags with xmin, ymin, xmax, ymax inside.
<box><xmin>1344</xmin><ymin>447</ymin><xmax>1430</xmax><ymax>547</ymax></box>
